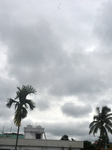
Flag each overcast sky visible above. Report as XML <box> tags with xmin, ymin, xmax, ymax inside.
<box><xmin>1</xmin><ymin>0</ymin><xmax>112</xmax><ymax>142</ymax></box>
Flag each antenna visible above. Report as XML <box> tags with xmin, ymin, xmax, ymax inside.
<box><xmin>10</xmin><ymin>127</ymin><xmax>12</xmax><ymax>133</ymax></box>
<box><xmin>2</xmin><ymin>126</ymin><xmax>4</xmax><ymax>134</ymax></box>
<box><xmin>44</xmin><ymin>132</ymin><xmax>47</xmax><ymax>140</ymax></box>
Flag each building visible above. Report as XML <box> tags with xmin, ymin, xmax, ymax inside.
<box><xmin>24</xmin><ymin>125</ymin><xmax>45</xmax><ymax>139</ymax></box>
<box><xmin>0</xmin><ymin>125</ymin><xmax>83</xmax><ymax>150</ymax></box>
<box><xmin>0</xmin><ymin>133</ymin><xmax>24</xmax><ymax>139</ymax></box>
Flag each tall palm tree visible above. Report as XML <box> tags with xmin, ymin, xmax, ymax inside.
<box><xmin>6</xmin><ymin>85</ymin><xmax>36</xmax><ymax>150</ymax></box>
<box><xmin>89</xmin><ymin>106</ymin><xmax>112</xmax><ymax>149</ymax></box>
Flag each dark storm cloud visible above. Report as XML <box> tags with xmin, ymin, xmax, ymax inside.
<box><xmin>61</xmin><ymin>102</ymin><xmax>92</xmax><ymax>118</ymax></box>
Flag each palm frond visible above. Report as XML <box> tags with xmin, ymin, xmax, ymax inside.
<box><xmin>6</xmin><ymin>98</ymin><xmax>17</xmax><ymax>108</ymax></box>
<box><xmin>106</xmin><ymin>114</ymin><xmax>112</xmax><ymax>119</ymax></box>
<box><xmin>15</xmin><ymin>85</ymin><xmax>37</xmax><ymax>100</ymax></box>
<box><xmin>89</xmin><ymin>123</ymin><xmax>98</xmax><ymax>135</ymax></box>
<box><xmin>102</xmin><ymin>106</ymin><xmax>111</xmax><ymax>116</ymax></box>
<box><xmin>93</xmin><ymin>126</ymin><xmax>99</xmax><ymax>136</ymax></box>
<box><xmin>24</xmin><ymin>103</ymin><xmax>28</xmax><ymax>109</ymax></box>
<box><xmin>25</xmin><ymin>99</ymin><xmax>35</xmax><ymax>110</ymax></box>
<box><xmin>105</xmin><ymin>124</ymin><xmax>112</xmax><ymax>134</ymax></box>
<box><xmin>21</xmin><ymin>107</ymin><xmax>27</xmax><ymax>119</ymax></box>
<box><xmin>14</xmin><ymin>106</ymin><xmax>27</xmax><ymax>126</ymax></box>
<box><xmin>104</xmin><ymin>119</ymin><xmax>112</xmax><ymax>127</ymax></box>
<box><xmin>89</xmin><ymin>105</ymin><xmax>112</xmax><ymax>144</ymax></box>
<box><xmin>7</xmin><ymin>85</ymin><xmax>36</xmax><ymax>127</ymax></box>
<box><xmin>25</xmin><ymin>85</ymin><xmax>37</xmax><ymax>94</ymax></box>
<box><xmin>15</xmin><ymin>102</ymin><xmax>19</xmax><ymax>110</ymax></box>
<box><xmin>14</xmin><ymin>108</ymin><xmax>21</xmax><ymax>126</ymax></box>
<box><xmin>96</xmin><ymin>107</ymin><xmax>100</xmax><ymax>115</ymax></box>
<box><xmin>94</xmin><ymin>115</ymin><xmax>100</xmax><ymax>121</ymax></box>
<box><xmin>89</xmin><ymin>121</ymin><xmax>97</xmax><ymax>128</ymax></box>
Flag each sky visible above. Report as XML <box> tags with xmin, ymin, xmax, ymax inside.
<box><xmin>1</xmin><ymin>0</ymin><xmax>112</xmax><ymax>142</ymax></box>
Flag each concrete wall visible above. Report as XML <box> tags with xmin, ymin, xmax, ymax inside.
<box><xmin>24</xmin><ymin>125</ymin><xmax>44</xmax><ymax>139</ymax></box>
<box><xmin>0</xmin><ymin>138</ymin><xmax>83</xmax><ymax>150</ymax></box>
<box><xmin>25</xmin><ymin>132</ymin><xmax>36</xmax><ymax>139</ymax></box>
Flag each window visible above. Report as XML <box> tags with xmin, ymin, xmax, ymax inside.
<box><xmin>36</xmin><ymin>134</ymin><xmax>41</xmax><ymax>139</ymax></box>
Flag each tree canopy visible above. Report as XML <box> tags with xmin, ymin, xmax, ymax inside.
<box><xmin>60</xmin><ymin>135</ymin><xmax>69</xmax><ymax>140</ymax></box>
<box><xmin>6</xmin><ymin>85</ymin><xmax>36</xmax><ymax>150</ymax></box>
<box><xmin>89</xmin><ymin>106</ymin><xmax>112</xmax><ymax>148</ymax></box>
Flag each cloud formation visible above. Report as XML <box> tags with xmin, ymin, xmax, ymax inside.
<box><xmin>61</xmin><ymin>102</ymin><xmax>92</xmax><ymax>118</ymax></box>
<box><xmin>1</xmin><ymin>0</ymin><xmax>112</xmax><ymax>142</ymax></box>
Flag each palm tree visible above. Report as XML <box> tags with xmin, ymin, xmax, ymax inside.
<box><xmin>89</xmin><ymin>106</ymin><xmax>112</xmax><ymax>149</ymax></box>
<box><xmin>97</xmin><ymin>135</ymin><xmax>109</xmax><ymax>148</ymax></box>
<box><xmin>6</xmin><ymin>85</ymin><xmax>36</xmax><ymax>150</ymax></box>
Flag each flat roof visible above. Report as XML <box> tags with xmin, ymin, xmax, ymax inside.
<box><xmin>0</xmin><ymin>133</ymin><xmax>24</xmax><ymax>139</ymax></box>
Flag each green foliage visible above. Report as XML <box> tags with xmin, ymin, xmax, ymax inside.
<box><xmin>89</xmin><ymin>106</ymin><xmax>112</xmax><ymax>149</ymax></box>
<box><xmin>82</xmin><ymin>141</ymin><xmax>96</xmax><ymax>150</ymax></box>
<box><xmin>6</xmin><ymin>85</ymin><xmax>36</xmax><ymax>150</ymax></box>
<box><xmin>60</xmin><ymin>135</ymin><xmax>69</xmax><ymax>140</ymax></box>
<box><xmin>6</xmin><ymin>85</ymin><xmax>36</xmax><ymax>126</ymax></box>
<box><xmin>96</xmin><ymin>135</ymin><xmax>109</xmax><ymax>149</ymax></box>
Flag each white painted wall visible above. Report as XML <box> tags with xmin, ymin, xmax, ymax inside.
<box><xmin>25</xmin><ymin>132</ymin><xmax>36</xmax><ymax>139</ymax></box>
<box><xmin>0</xmin><ymin>146</ymin><xmax>81</xmax><ymax>150</ymax></box>
<box><xmin>24</xmin><ymin>125</ymin><xmax>44</xmax><ymax>139</ymax></box>
<box><xmin>0</xmin><ymin>138</ymin><xmax>83</xmax><ymax>149</ymax></box>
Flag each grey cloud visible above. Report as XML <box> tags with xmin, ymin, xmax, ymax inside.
<box><xmin>1</xmin><ymin>0</ymin><xmax>112</xmax><ymax>142</ymax></box>
<box><xmin>94</xmin><ymin>1</ymin><xmax>112</xmax><ymax>48</ymax></box>
<box><xmin>0</xmin><ymin>118</ymin><xmax>35</xmax><ymax>134</ymax></box>
<box><xmin>49</xmin><ymin>50</ymin><xmax>108</xmax><ymax>97</ymax></box>
<box><xmin>36</xmin><ymin>99</ymin><xmax>50</xmax><ymax>111</ymax></box>
<box><xmin>35</xmin><ymin>121</ymin><xmax>90</xmax><ymax>141</ymax></box>
<box><xmin>0</xmin><ymin>0</ymin><xmax>109</xmax><ymax>100</ymax></box>
<box><xmin>0</xmin><ymin>106</ymin><xmax>13</xmax><ymax>120</ymax></box>
<box><xmin>0</xmin><ymin>119</ymin><xmax>91</xmax><ymax>141</ymax></box>
<box><xmin>61</xmin><ymin>102</ymin><xmax>92</xmax><ymax>118</ymax></box>
<box><xmin>94</xmin><ymin>0</ymin><xmax>112</xmax><ymax>63</ymax></box>
<box><xmin>39</xmin><ymin>120</ymin><xmax>105</xmax><ymax>142</ymax></box>
<box><xmin>0</xmin><ymin>77</ymin><xmax>19</xmax><ymax>119</ymax></box>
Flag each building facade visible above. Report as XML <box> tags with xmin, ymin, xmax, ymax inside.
<box><xmin>0</xmin><ymin>125</ymin><xmax>83</xmax><ymax>150</ymax></box>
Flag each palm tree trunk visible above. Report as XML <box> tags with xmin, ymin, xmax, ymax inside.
<box><xmin>15</xmin><ymin>125</ymin><xmax>20</xmax><ymax>150</ymax></box>
<box><xmin>99</xmin><ymin>129</ymin><xmax>102</xmax><ymax>150</ymax></box>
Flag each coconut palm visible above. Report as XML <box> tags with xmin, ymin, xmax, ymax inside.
<box><xmin>6</xmin><ymin>85</ymin><xmax>36</xmax><ymax>150</ymax></box>
<box><xmin>97</xmin><ymin>135</ymin><xmax>109</xmax><ymax>148</ymax></box>
<box><xmin>89</xmin><ymin>106</ymin><xmax>112</xmax><ymax>149</ymax></box>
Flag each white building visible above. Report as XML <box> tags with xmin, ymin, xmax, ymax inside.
<box><xmin>0</xmin><ymin>125</ymin><xmax>83</xmax><ymax>150</ymax></box>
<box><xmin>24</xmin><ymin>125</ymin><xmax>45</xmax><ymax>139</ymax></box>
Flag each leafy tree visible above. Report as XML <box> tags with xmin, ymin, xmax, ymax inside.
<box><xmin>97</xmin><ymin>135</ymin><xmax>109</xmax><ymax>148</ymax></box>
<box><xmin>89</xmin><ymin>106</ymin><xmax>112</xmax><ymax>149</ymax></box>
<box><xmin>60</xmin><ymin>135</ymin><xmax>69</xmax><ymax>140</ymax></box>
<box><xmin>6</xmin><ymin>85</ymin><xmax>36</xmax><ymax>150</ymax></box>
<box><xmin>82</xmin><ymin>141</ymin><xmax>96</xmax><ymax>150</ymax></box>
